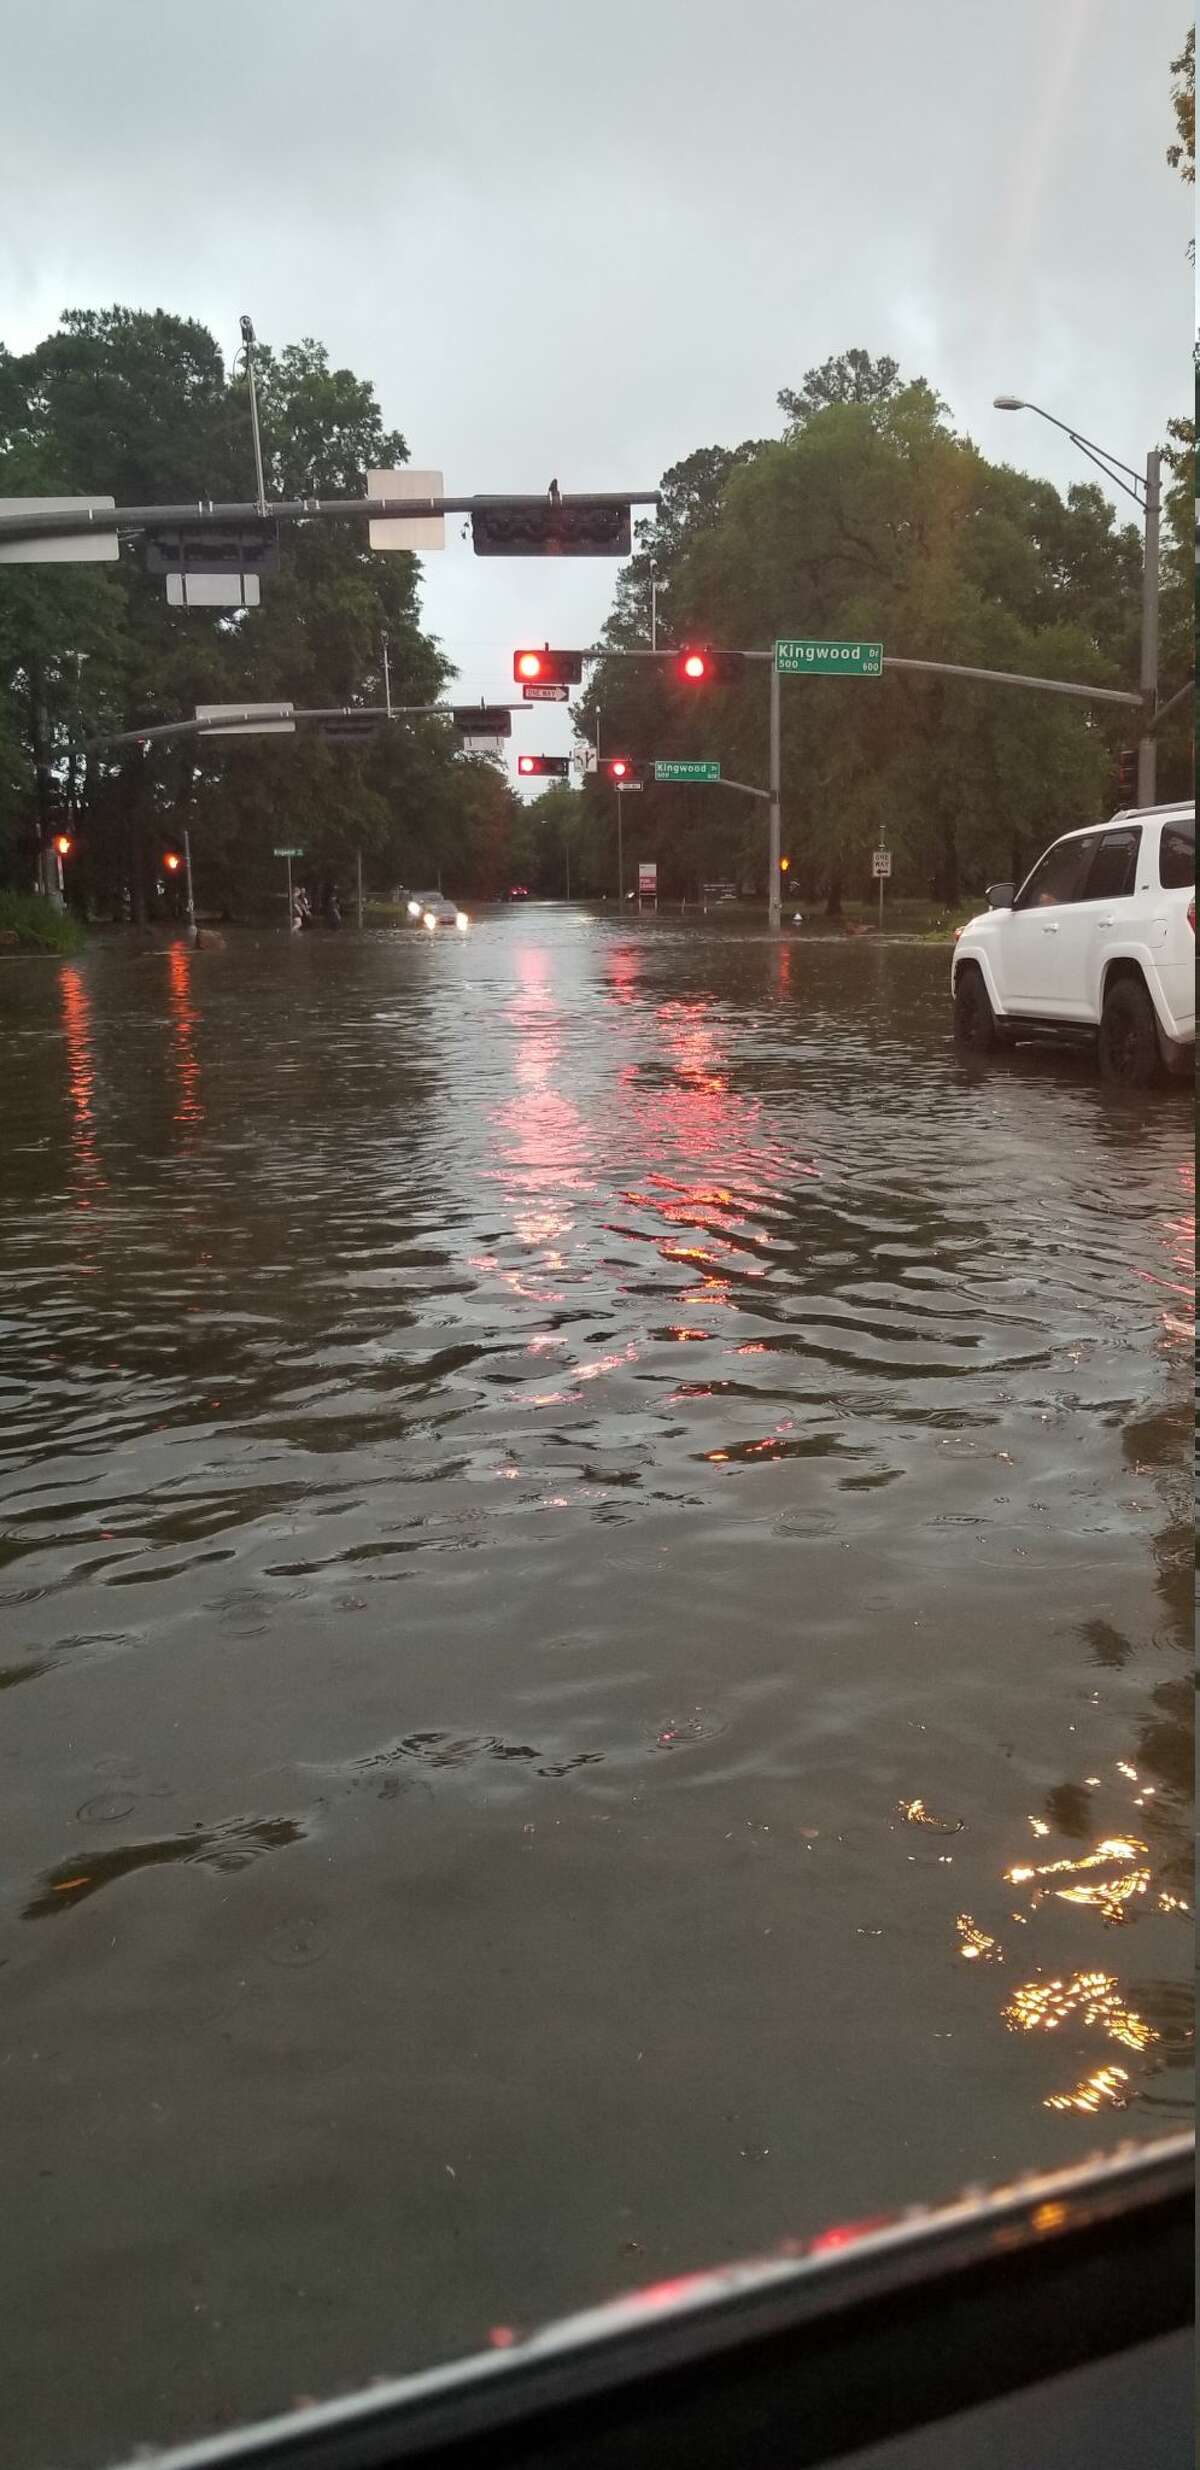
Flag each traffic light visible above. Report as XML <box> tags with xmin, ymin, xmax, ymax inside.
<box><xmin>780</xmin><ymin>855</ymin><xmax>791</xmax><ymax>874</ymax></box>
<box><xmin>52</xmin><ymin>832</ymin><xmax>74</xmax><ymax>858</ymax></box>
<box><xmin>1116</xmin><ymin>747</ymin><xmax>1137</xmax><ymax>798</ymax></box>
<box><xmin>604</xmin><ymin>757</ymin><xmax>650</xmax><ymax>784</ymax></box>
<box><xmin>517</xmin><ymin>754</ymin><xmax>570</xmax><ymax>778</ymax></box>
<box><xmin>513</xmin><ymin>647</ymin><xmax>584</xmax><ymax>686</ymax></box>
<box><xmin>474</xmin><ymin>500</ymin><xmax>632</xmax><ymax>557</ymax></box>
<box><xmin>674</xmin><ymin>645</ymin><xmax>747</xmax><ymax>686</ymax></box>
<box><xmin>163</xmin><ymin>850</ymin><xmax>182</xmax><ymax>873</ymax></box>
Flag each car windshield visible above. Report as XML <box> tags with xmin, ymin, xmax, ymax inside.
<box><xmin>0</xmin><ymin>10</ymin><xmax>1193</xmax><ymax>2470</ymax></box>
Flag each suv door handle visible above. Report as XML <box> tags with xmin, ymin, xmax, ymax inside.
<box><xmin>1095</xmin><ymin>916</ymin><xmax>1115</xmax><ymax>929</ymax></box>
<box><xmin>1041</xmin><ymin>922</ymin><xmax>1060</xmax><ymax>934</ymax></box>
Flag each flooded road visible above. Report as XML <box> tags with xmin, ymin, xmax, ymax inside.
<box><xmin>0</xmin><ymin>913</ymin><xmax>1192</xmax><ymax>2467</ymax></box>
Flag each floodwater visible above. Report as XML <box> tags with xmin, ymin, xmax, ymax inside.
<box><xmin>0</xmin><ymin>913</ymin><xmax>1192</xmax><ymax>2468</ymax></box>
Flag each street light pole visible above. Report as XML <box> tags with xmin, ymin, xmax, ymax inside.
<box><xmin>993</xmin><ymin>397</ymin><xmax>1160</xmax><ymax>804</ymax></box>
<box><xmin>182</xmin><ymin>825</ymin><xmax>196</xmax><ymax>941</ymax></box>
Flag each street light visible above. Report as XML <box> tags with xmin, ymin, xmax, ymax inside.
<box><xmin>993</xmin><ymin>395</ymin><xmax>1161</xmax><ymax>805</ymax></box>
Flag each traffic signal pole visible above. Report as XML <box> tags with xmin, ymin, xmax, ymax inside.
<box><xmin>768</xmin><ymin>662</ymin><xmax>782</xmax><ymax>934</ymax></box>
<box><xmin>1138</xmin><ymin>450</ymin><xmax>1161</xmax><ymax>808</ymax></box>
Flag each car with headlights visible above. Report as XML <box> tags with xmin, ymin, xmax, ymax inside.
<box><xmin>405</xmin><ymin>892</ymin><xmax>469</xmax><ymax>932</ymax></box>
<box><xmin>951</xmin><ymin>803</ymin><xmax>1194</xmax><ymax>1085</ymax></box>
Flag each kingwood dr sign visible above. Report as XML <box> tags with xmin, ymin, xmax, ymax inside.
<box><xmin>774</xmin><ymin>638</ymin><xmax>883</xmax><ymax>677</ymax></box>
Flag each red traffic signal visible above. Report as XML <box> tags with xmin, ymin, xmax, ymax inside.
<box><xmin>513</xmin><ymin>647</ymin><xmax>584</xmax><ymax>686</ymax></box>
<box><xmin>1116</xmin><ymin>747</ymin><xmax>1137</xmax><ymax>798</ymax></box>
<box><xmin>52</xmin><ymin>832</ymin><xmax>74</xmax><ymax>858</ymax></box>
<box><xmin>517</xmin><ymin>754</ymin><xmax>570</xmax><ymax>778</ymax></box>
<box><xmin>675</xmin><ymin>644</ymin><xmax>746</xmax><ymax>686</ymax></box>
<box><xmin>605</xmin><ymin>757</ymin><xmax>649</xmax><ymax>783</ymax></box>
<box><xmin>163</xmin><ymin>851</ymin><xmax>183</xmax><ymax>872</ymax></box>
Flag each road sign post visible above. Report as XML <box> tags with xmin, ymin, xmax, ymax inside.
<box><xmin>872</xmin><ymin>843</ymin><xmax>892</xmax><ymax>929</ymax></box>
<box><xmin>638</xmin><ymin>861</ymin><xmax>658</xmax><ymax>907</ymax></box>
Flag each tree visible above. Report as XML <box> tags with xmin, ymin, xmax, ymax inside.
<box><xmin>1167</xmin><ymin>27</ymin><xmax>1194</xmax><ymax>180</ymax></box>
<box><xmin>777</xmin><ymin>348</ymin><xmax>908</xmax><ymax>435</ymax></box>
<box><xmin>584</xmin><ymin>363</ymin><xmax>1141</xmax><ymax>910</ymax></box>
<box><xmin>0</xmin><ymin>306</ymin><xmax>531</xmax><ymax>914</ymax></box>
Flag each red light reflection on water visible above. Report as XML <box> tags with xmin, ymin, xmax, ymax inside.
<box><xmin>167</xmin><ymin>942</ymin><xmax>204</xmax><ymax>1132</ymax></box>
<box><xmin>488</xmin><ymin>946</ymin><xmax>596</xmax><ymax>1308</ymax></box>
<box><xmin>59</xmin><ymin>966</ymin><xmax>105</xmax><ymax>1203</ymax></box>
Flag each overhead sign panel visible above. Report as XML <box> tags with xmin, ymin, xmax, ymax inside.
<box><xmin>774</xmin><ymin>637</ymin><xmax>883</xmax><ymax>677</ymax></box>
<box><xmin>367</xmin><ymin>469</ymin><xmax>446</xmax><ymax>553</ymax></box>
<box><xmin>319</xmin><ymin>712</ymin><xmax>387</xmax><ymax>740</ymax></box>
<box><xmin>654</xmin><ymin>759</ymin><xmax>721</xmax><ymax>783</ymax></box>
<box><xmin>0</xmin><ymin>494</ymin><xmax>118</xmax><ymax>564</ymax></box>
<box><xmin>167</xmin><ymin>573</ymin><xmax>260</xmax><ymax>608</ymax></box>
<box><xmin>196</xmin><ymin>702</ymin><xmax>295</xmax><ymax>737</ymax></box>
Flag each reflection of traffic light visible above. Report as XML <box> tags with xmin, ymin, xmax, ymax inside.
<box><xmin>52</xmin><ymin>833</ymin><xmax>74</xmax><ymax>858</ymax></box>
<box><xmin>513</xmin><ymin>648</ymin><xmax>584</xmax><ymax>685</ymax></box>
<box><xmin>1116</xmin><ymin>747</ymin><xmax>1137</xmax><ymax>799</ymax></box>
<box><xmin>517</xmin><ymin>754</ymin><xmax>570</xmax><ymax>777</ymax></box>
<box><xmin>674</xmin><ymin>645</ymin><xmax>746</xmax><ymax>686</ymax></box>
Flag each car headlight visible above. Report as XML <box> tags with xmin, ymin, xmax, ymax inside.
<box><xmin>407</xmin><ymin>900</ymin><xmax>421</xmax><ymax>918</ymax></box>
<box><xmin>423</xmin><ymin>912</ymin><xmax>437</xmax><ymax>931</ymax></box>
<box><xmin>455</xmin><ymin>912</ymin><xmax>469</xmax><ymax>932</ymax></box>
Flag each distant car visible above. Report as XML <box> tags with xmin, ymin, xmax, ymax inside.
<box><xmin>952</xmin><ymin>802</ymin><xmax>1195</xmax><ymax>1085</ymax></box>
<box><xmin>506</xmin><ymin>885</ymin><xmax>530</xmax><ymax>902</ymax></box>
<box><xmin>406</xmin><ymin>893</ymin><xmax>469</xmax><ymax>932</ymax></box>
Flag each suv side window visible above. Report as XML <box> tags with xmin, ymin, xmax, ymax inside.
<box><xmin>1078</xmin><ymin>826</ymin><xmax>1141</xmax><ymax>903</ymax></box>
<box><xmin>1012</xmin><ymin>837</ymin><xmax>1091</xmax><ymax>911</ymax></box>
<box><xmin>1159</xmin><ymin>824</ymin><xmax>1196</xmax><ymax>889</ymax></box>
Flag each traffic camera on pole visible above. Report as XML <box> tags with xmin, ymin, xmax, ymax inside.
<box><xmin>513</xmin><ymin>648</ymin><xmax>585</xmax><ymax>686</ymax></box>
<box><xmin>517</xmin><ymin>755</ymin><xmax>571</xmax><ymax>778</ymax></box>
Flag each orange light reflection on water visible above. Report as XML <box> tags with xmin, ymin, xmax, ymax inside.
<box><xmin>59</xmin><ymin>965</ymin><xmax>106</xmax><ymax>1203</ymax></box>
<box><xmin>167</xmin><ymin>942</ymin><xmax>205</xmax><ymax>1132</ymax></box>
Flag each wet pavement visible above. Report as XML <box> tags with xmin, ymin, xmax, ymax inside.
<box><xmin>0</xmin><ymin>912</ymin><xmax>1192</xmax><ymax>2467</ymax></box>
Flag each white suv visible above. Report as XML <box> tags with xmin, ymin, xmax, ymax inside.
<box><xmin>952</xmin><ymin>803</ymin><xmax>1195</xmax><ymax>1086</ymax></box>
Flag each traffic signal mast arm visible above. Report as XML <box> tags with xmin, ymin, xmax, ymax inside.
<box><xmin>0</xmin><ymin>490</ymin><xmax>660</xmax><ymax>549</ymax></box>
<box><xmin>81</xmin><ymin>703</ymin><xmax>533</xmax><ymax>756</ymax></box>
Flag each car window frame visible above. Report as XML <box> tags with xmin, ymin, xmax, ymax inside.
<box><xmin>1158</xmin><ymin>822</ymin><xmax>1196</xmax><ymax>891</ymax></box>
<box><xmin>1011</xmin><ymin>835</ymin><xmax>1094</xmax><ymax>913</ymax></box>
<box><xmin>1075</xmin><ymin>824</ymin><xmax>1142</xmax><ymax>905</ymax></box>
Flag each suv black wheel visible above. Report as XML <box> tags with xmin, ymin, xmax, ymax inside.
<box><xmin>1098</xmin><ymin>977</ymin><xmax>1160</xmax><ymax>1088</ymax></box>
<box><xmin>954</xmin><ymin>966</ymin><xmax>999</xmax><ymax>1052</ymax></box>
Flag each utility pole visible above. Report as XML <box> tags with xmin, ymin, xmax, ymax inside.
<box><xmin>182</xmin><ymin>825</ymin><xmax>196</xmax><ymax>941</ymax></box>
<box><xmin>381</xmin><ymin>634</ymin><xmax>393</xmax><ymax>718</ymax></box>
<box><xmin>239</xmin><ymin>315</ymin><xmax>268</xmax><ymax>516</ymax></box>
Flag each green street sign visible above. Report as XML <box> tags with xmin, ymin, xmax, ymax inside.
<box><xmin>273</xmin><ymin>846</ymin><xmax>303</xmax><ymax>857</ymax></box>
<box><xmin>774</xmin><ymin>637</ymin><xmax>883</xmax><ymax>677</ymax></box>
<box><xmin>654</xmin><ymin>759</ymin><xmax>721</xmax><ymax>783</ymax></box>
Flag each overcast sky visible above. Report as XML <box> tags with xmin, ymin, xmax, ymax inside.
<box><xmin>1</xmin><ymin>0</ymin><xmax>1191</xmax><ymax>781</ymax></box>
